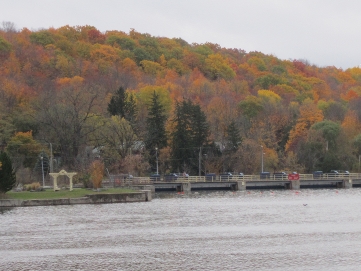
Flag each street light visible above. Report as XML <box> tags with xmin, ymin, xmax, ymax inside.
<box><xmin>155</xmin><ymin>147</ymin><xmax>159</xmax><ymax>175</ymax></box>
<box><xmin>41</xmin><ymin>155</ymin><xmax>45</xmax><ymax>187</ymax></box>
<box><xmin>261</xmin><ymin>145</ymin><xmax>264</xmax><ymax>173</ymax></box>
<box><xmin>203</xmin><ymin>154</ymin><xmax>207</xmax><ymax>175</ymax></box>
<box><xmin>359</xmin><ymin>155</ymin><xmax>361</xmax><ymax>173</ymax></box>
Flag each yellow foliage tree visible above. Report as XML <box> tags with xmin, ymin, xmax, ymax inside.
<box><xmin>264</xmin><ymin>148</ymin><xmax>279</xmax><ymax>173</ymax></box>
<box><xmin>258</xmin><ymin>89</ymin><xmax>282</xmax><ymax>104</ymax></box>
<box><xmin>205</xmin><ymin>53</ymin><xmax>235</xmax><ymax>80</ymax></box>
<box><xmin>137</xmin><ymin>85</ymin><xmax>172</xmax><ymax>113</ymax></box>
<box><xmin>122</xmin><ymin>57</ymin><xmax>139</xmax><ymax>76</ymax></box>
<box><xmin>6</xmin><ymin>131</ymin><xmax>42</xmax><ymax>170</ymax></box>
<box><xmin>159</xmin><ymin>54</ymin><xmax>167</xmax><ymax>67</ymax></box>
<box><xmin>140</xmin><ymin>60</ymin><xmax>164</xmax><ymax>75</ymax></box>
<box><xmin>55</xmin><ymin>54</ymin><xmax>74</xmax><ymax>77</ymax></box>
<box><xmin>247</xmin><ymin>56</ymin><xmax>267</xmax><ymax>71</ymax></box>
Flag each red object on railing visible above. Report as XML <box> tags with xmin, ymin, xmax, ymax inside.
<box><xmin>288</xmin><ymin>173</ymin><xmax>300</xmax><ymax>180</ymax></box>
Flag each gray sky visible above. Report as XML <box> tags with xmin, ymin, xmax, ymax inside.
<box><xmin>2</xmin><ymin>0</ymin><xmax>361</xmax><ymax>69</ymax></box>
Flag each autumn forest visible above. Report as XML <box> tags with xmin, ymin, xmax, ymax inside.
<box><xmin>1</xmin><ymin>22</ymin><xmax>361</xmax><ymax>183</ymax></box>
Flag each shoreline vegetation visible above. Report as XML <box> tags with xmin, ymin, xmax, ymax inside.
<box><xmin>4</xmin><ymin>188</ymin><xmax>136</xmax><ymax>200</ymax></box>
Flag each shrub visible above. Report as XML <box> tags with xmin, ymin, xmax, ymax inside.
<box><xmin>24</xmin><ymin>182</ymin><xmax>41</xmax><ymax>191</ymax></box>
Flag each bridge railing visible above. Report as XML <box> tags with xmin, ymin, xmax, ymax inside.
<box><xmin>107</xmin><ymin>173</ymin><xmax>361</xmax><ymax>185</ymax></box>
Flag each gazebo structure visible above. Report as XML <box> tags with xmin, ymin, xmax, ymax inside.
<box><xmin>49</xmin><ymin>169</ymin><xmax>77</xmax><ymax>191</ymax></box>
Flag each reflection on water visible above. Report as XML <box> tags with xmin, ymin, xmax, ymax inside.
<box><xmin>1</xmin><ymin>189</ymin><xmax>361</xmax><ymax>270</ymax></box>
<box><xmin>0</xmin><ymin>207</ymin><xmax>13</xmax><ymax>214</ymax></box>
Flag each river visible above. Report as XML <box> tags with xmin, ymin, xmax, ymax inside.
<box><xmin>1</xmin><ymin>189</ymin><xmax>361</xmax><ymax>270</ymax></box>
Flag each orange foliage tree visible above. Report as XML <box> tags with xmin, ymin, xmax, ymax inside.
<box><xmin>286</xmin><ymin>99</ymin><xmax>324</xmax><ymax>152</ymax></box>
<box><xmin>90</xmin><ymin>160</ymin><xmax>104</xmax><ymax>189</ymax></box>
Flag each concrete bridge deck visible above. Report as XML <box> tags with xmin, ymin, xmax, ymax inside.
<box><xmin>106</xmin><ymin>173</ymin><xmax>361</xmax><ymax>192</ymax></box>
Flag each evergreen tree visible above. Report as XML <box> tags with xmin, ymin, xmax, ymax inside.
<box><xmin>0</xmin><ymin>151</ymin><xmax>16</xmax><ymax>193</ymax></box>
<box><xmin>107</xmin><ymin>86</ymin><xmax>137</xmax><ymax>126</ymax></box>
<box><xmin>225</xmin><ymin>121</ymin><xmax>242</xmax><ymax>152</ymax></box>
<box><xmin>171</xmin><ymin>100</ymin><xmax>192</xmax><ymax>172</ymax></box>
<box><xmin>171</xmin><ymin>99</ymin><xmax>210</xmax><ymax>174</ymax></box>
<box><xmin>108</xmin><ymin>86</ymin><xmax>126</xmax><ymax>117</ymax></box>
<box><xmin>125</xmin><ymin>92</ymin><xmax>137</xmax><ymax>125</ymax></box>
<box><xmin>222</xmin><ymin>121</ymin><xmax>243</xmax><ymax>172</ymax></box>
<box><xmin>145</xmin><ymin>92</ymin><xmax>168</xmax><ymax>170</ymax></box>
<box><xmin>189</xmin><ymin>101</ymin><xmax>210</xmax><ymax>148</ymax></box>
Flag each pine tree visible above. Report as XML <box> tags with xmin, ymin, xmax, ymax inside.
<box><xmin>225</xmin><ymin>121</ymin><xmax>242</xmax><ymax>152</ymax></box>
<box><xmin>0</xmin><ymin>151</ymin><xmax>16</xmax><ymax>193</ymax></box>
<box><xmin>189</xmin><ymin>101</ymin><xmax>210</xmax><ymax>148</ymax></box>
<box><xmin>171</xmin><ymin>99</ymin><xmax>210</xmax><ymax>174</ymax></box>
<box><xmin>171</xmin><ymin>100</ymin><xmax>192</xmax><ymax>172</ymax></box>
<box><xmin>145</xmin><ymin>91</ymin><xmax>168</xmax><ymax>170</ymax></box>
<box><xmin>124</xmin><ymin>92</ymin><xmax>137</xmax><ymax>125</ymax></box>
<box><xmin>107</xmin><ymin>86</ymin><xmax>137</xmax><ymax>126</ymax></box>
<box><xmin>145</xmin><ymin>91</ymin><xmax>167</xmax><ymax>149</ymax></box>
<box><xmin>108</xmin><ymin>86</ymin><xmax>126</xmax><ymax>117</ymax></box>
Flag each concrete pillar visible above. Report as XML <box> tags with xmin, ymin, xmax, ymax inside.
<box><xmin>141</xmin><ymin>190</ymin><xmax>152</xmax><ymax>201</ymax></box>
<box><xmin>181</xmin><ymin>182</ymin><xmax>191</xmax><ymax>192</ymax></box>
<box><xmin>236</xmin><ymin>181</ymin><xmax>247</xmax><ymax>191</ymax></box>
<box><xmin>290</xmin><ymin>180</ymin><xmax>300</xmax><ymax>190</ymax></box>
<box><xmin>343</xmin><ymin>179</ymin><xmax>352</xmax><ymax>189</ymax></box>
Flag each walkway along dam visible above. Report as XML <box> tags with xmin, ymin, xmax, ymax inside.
<box><xmin>111</xmin><ymin>173</ymin><xmax>361</xmax><ymax>192</ymax></box>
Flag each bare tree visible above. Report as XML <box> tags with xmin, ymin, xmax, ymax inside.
<box><xmin>34</xmin><ymin>84</ymin><xmax>106</xmax><ymax>169</ymax></box>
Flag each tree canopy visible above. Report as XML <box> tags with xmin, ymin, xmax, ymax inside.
<box><xmin>1</xmin><ymin>24</ymin><xmax>361</xmax><ymax>178</ymax></box>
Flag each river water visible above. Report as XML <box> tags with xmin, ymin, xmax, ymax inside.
<box><xmin>1</xmin><ymin>189</ymin><xmax>361</xmax><ymax>271</ymax></box>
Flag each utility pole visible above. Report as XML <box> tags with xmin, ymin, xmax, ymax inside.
<box><xmin>155</xmin><ymin>147</ymin><xmax>159</xmax><ymax>175</ymax></box>
<box><xmin>199</xmin><ymin>146</ymin><xmax>202</xmax><ymax>176</ymax></box>
<box><xmin>41</xmin><ymin>154</ymin><xmax>45</xmax><ymax>187</ymax></box>
<box><xmin>261</xmin><ymin>145</ymin><xmax>264</xmax><ymax>173</ymax></box>
<box><xmin>49</xmin><ymin>143</ymin><xmax>53</xmax><ymax>173</ymax></box>
<box><xmin>203</xmin><ymin>154</ymin><xmax>207</xmax><ymax>175</ymax></box>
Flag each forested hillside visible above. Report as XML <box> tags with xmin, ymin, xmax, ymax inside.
<box><xmin>1</xmin><ymin>23</ymin><xmax>361</xmax><ymax>182</ymax></box>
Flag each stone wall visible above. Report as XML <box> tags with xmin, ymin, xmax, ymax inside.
<box><xmin>0</xmin><ymin>191</ymin><xmax>151</xmax><ymax>208</ymax></box>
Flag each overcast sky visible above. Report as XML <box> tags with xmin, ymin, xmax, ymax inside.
<box><xmin>1</xmin><ymin>0</ymin><xmax>361</xmax><ymax>70</ymax></box>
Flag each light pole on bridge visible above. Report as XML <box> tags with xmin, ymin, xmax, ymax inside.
<box><xmin>155</xmin><ymin>147</ymin><xmax>159</xmax><ymax>175</ymax></box>
<box><xmin>261</xmin><ymin>145</ymin><xmax>264</xmax><ymax>173</ymax></box>
<box><xmin>41</xmin><ymin>155</ymin><xmax>45</xmax><ymax>187</ymax></box>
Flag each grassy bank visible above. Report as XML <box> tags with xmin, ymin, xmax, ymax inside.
<box><xmin>6</xmin><ymin>188</ymin><xmax>136</xmax><ymax>200</ymax></box>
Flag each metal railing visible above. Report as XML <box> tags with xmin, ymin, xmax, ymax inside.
<box><xmin>106</xmin><ymin>173</ymin><xmax>361</xmax><ymax>185</ymax></box>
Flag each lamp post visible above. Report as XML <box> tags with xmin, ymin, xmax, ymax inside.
<box><xmin>203</xmin><ymin>154</ymin><xmax>207</xmax><ymax>175</ymax></box>
<box><xmin>198</xmin><ymin>147</ymin><xmax>202</xmax><ymax>176</ymax></box>
<box><xmin>261</xmin><ymin>145</ymin><xmax>264</xmax><ymax>173</ymax></box>
<box><xmin>49</xmin><ymin>143</ymin><xmax>53</xmax><ymax>173</ymax></box>
<box><xmin>41</xmin><ymin>155</ymin><xmax>45</xmax><ymax>187</ymax></box>
<box><xmin>359</xmin><ymin>155</ymin><xmax>361</xmax><ymax>173</ymax></box>
<box><xmin>155</xmin><ymin>147</ymin><xmax>159</xmax><ymax>175</ymax></box>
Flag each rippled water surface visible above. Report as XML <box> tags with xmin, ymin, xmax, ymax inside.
<box><xmin>1</xmin><ymin>189</ymin><xmax>361</xmax><ymax>270</ymax></box>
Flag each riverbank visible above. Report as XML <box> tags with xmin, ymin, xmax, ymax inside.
<box><xmin>6</xmin><ymin>188</ymin><xmax>135</xmax><ymax>200</ymax></box>
<box><xmin>0</xmin><ymin>188</ymin><xmax>152</xmax><ymax>207</ymax></box>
